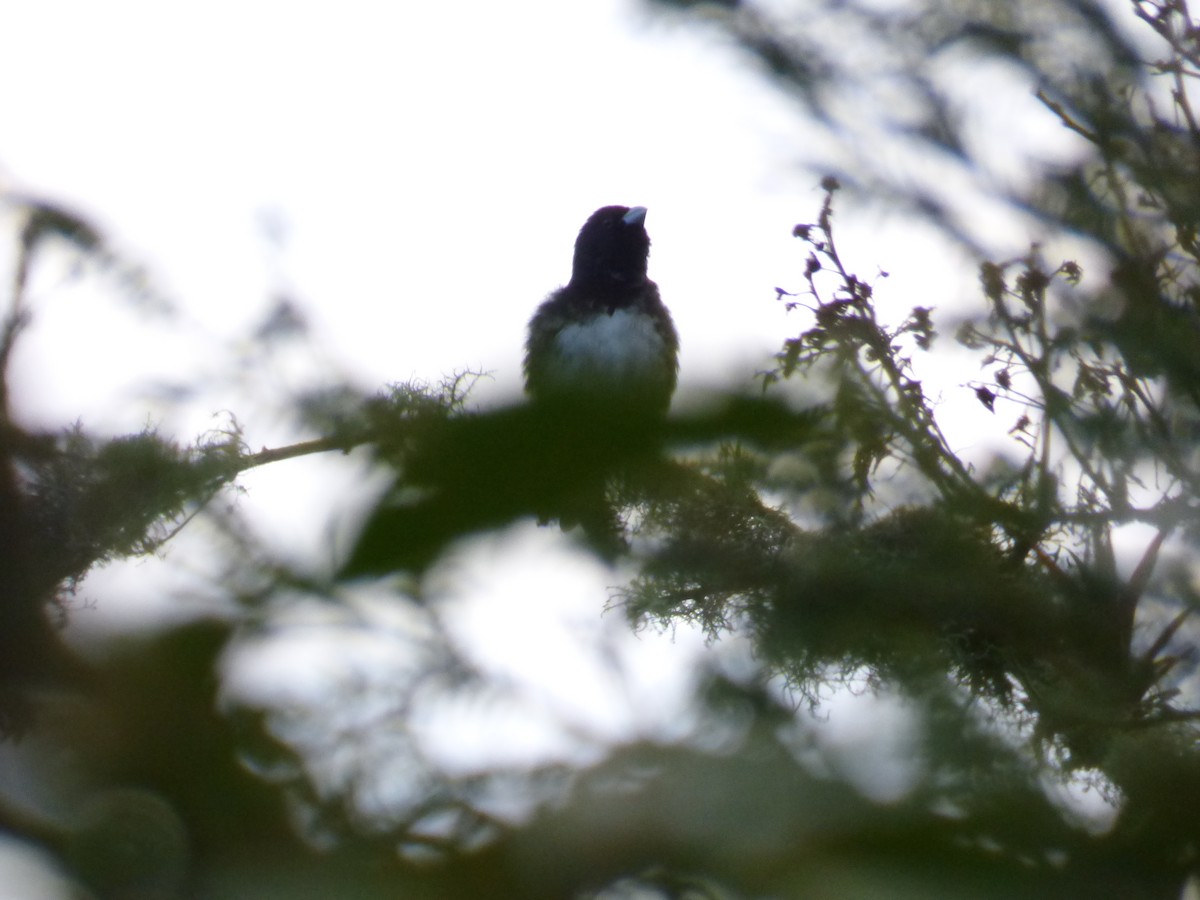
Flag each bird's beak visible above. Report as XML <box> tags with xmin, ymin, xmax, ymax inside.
<box><xmin>623</xmin><ymin>206</ymin><xmax>647</xmax><ymax>226</ymax></box>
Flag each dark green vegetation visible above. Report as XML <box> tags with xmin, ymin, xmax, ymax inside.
<box><xmin>2</xmin><ymin>1</ymin><xmax>1200</xmax><ymax>897</ymax></box>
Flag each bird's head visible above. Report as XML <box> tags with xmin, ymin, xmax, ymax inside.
<box><xmin>569</xmin><ymin>205</ymin><xmax>650</xmax><ymax>292</ymax></box>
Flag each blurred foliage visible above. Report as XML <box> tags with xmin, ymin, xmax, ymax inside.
<box><xmin>2</xmin><ymin>0</ymin><xmax>1200</xmax><ymax>897</ymax></box>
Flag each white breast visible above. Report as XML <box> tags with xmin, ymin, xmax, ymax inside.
<box><xmin>542</xmin><ymin>308</ymin><xmax>670</xmax><ymax>393</ymax></box>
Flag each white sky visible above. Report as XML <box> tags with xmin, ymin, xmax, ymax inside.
<box><xmin>0</xmin><ymin>1</ymin><xmax>1128</xmax><ymax>887</ymax></box>
<box><xmin>1</xmin><ymin>1</ymin><xmax>823</xmax><ymax>428</ymax></box>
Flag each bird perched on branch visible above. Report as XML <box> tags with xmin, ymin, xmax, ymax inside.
<box><xmin>524</xmin><ymin>205</ymin><xmax>678</xmax><ymax>417</ymax></box>
<box><xmin>343</xmin><ymin>206</ymin><xmax>679</xmax><ymax>574</ymax></box>
<box><xmin>522</xmin><ymin>205</ymin><xmax>679</xmax><ymax>553</ymax></box>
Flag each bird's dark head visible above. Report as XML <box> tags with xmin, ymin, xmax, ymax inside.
<box><xmin>569</xmin><ymin>205</ymin><xmax>650</xmax><ymax>293</ymax></box>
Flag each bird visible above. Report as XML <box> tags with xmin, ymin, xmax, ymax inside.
<box><xmin>344</xmin><ymin>206</ymin><xmax>680</xmax><ymax>573</ymax></box>
<box><xmin>521</xmin><ymin>205</ymin><xmax>679</xmax><ymax>553</ymax></box>
<box><xmin>524</xmin><ymin>205</ymin><xmax>679</xmax><ymax>417</ymax></box>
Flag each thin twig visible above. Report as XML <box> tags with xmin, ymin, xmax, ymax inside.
<box><xmin>1035</xmin><ymin>89</ymin><xmax>1100</xmax><ymax>144</ymax></box>
<box><xmin>234</xmin><ymin>434</ymin><xmax>365</xmax><ymax>473</ymax></box>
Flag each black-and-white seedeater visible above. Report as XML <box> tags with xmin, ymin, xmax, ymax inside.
<box><xmin>524</xmin><ymin>206</ymin><xmax>678</xmax><ymax>416</ymax></box>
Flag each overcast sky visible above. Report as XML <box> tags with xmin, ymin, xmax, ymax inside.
<box><xmin>0</xmin><ymin>1</ymin><xmax>829</xmax><ymax>428</ymax></box>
